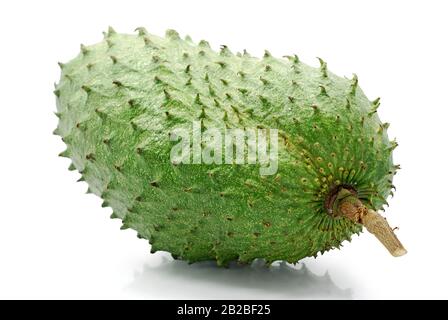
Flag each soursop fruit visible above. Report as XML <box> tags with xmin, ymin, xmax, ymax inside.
<box><xmin>54</xmin><ymin>27</ymin><xmax>406</xmax><ymax>265</ymax></box>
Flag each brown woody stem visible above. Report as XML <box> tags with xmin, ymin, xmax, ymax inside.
<box><xmin>332</xmin><ymin>188</ymin><xmax>407</xmax><ymax>257</ymax></box>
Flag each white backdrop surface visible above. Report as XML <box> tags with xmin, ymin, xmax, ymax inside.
<box><xmin>0</xmin><ymin>0</ymin><xmax>446</xmax><ymax>299</ymax></box>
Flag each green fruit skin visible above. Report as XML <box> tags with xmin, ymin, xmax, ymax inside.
<box><xmin>54</xmin><ymin>28</ymin><xmax>396</xmax><ymax>265</ymax></box>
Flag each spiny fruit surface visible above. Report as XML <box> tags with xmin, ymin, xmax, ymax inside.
<box><xmin>54</xmin><ymin>27</ymin><xmax>398</xmax><ymax>265</ymax></box>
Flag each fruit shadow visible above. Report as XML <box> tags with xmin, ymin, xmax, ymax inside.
<box><xmin>125</xmin><ymin>255</ymin><xmax>352</xmax><ymax>299</ymax></box>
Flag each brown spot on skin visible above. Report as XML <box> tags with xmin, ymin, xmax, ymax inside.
<box><xmin>202</xmin><ymin>211</ymin><xmax>210</xmax><ymax>217</ymax></box>
<box><xmin>86</xmin><ymin>153</ymin><xmax>95</xmax><ymax>161</ymax></box>
<box><xmin>150</xmin><ymin>181</ymin><xmax>160</xmax><ymax>188</ymax></box>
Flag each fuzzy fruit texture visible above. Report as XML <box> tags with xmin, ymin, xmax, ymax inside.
<box><xmin>54</xmin><ymin>27</ymin><xmax>399</xmax><ymax>265</ymax></box>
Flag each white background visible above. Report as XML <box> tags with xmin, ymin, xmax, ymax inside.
<box><xmin>0</xmin><ymin>0</ymin><xmax>447</xmax><ymax>299</ymax></box>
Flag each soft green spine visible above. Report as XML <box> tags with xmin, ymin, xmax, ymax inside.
<box><xmin>54</xmin><ymin>28</ymin><xmax>397</xmax><ymax>265</ymax></box>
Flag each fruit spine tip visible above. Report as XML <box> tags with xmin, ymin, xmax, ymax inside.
<box><xmin>80</xmin><ymin>44</ymin><xmax>88</xmax><ymax>55</ymax></box>
<box><xmin>285</xmin><ymin>54</ymin><xmax>300</xmax><ymax>64</ymax></box>
<box><xmin>135</xmin><ymin>27</ymin><xmax>148</xmax><ymax>36</ymax></box>
<box><xmin>319</xmin><ymin>85</ymin><xmax>328</xmax><ymax>96</ymax></box>
<box><xmin>350</xmin><ymin>74</ymin><xmax>358</xmax><ymax>95</ymax></box>
<box><xmin>372</xmin><ymin>97</ymin><xmax>381</xmax><ymax>106</ymax></box>
<box><xmin>317</xmin><ymin>57</ymin><xmax>328</xmax><ymax>78</ymax></box>
<box><xmin>198</xmin><ymin>40</ymin><xmax>210</xmax><ymax>48</ymax></box>
<box><xmin>165</xmin><ymin>29</ymin><xmax>180</xmax><ymax>40</ymax></box>
<box><xmin>107</xmin><ymin>26</ymin><xmax>116</xmax><ymax>37</ymax></box>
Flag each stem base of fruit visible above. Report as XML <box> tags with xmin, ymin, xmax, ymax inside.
<box><xmin>330</xmin><ymin>188</ymin><xmax>407</xmax><ymax>257</ymax></box>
